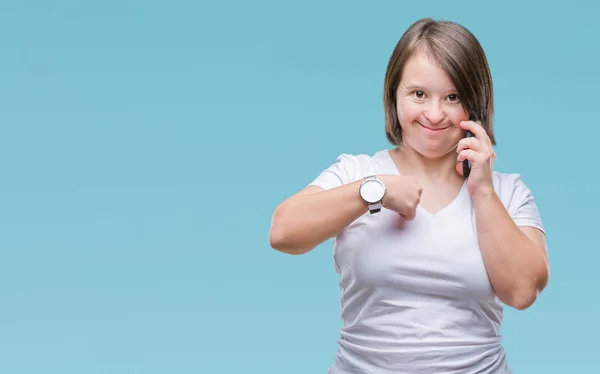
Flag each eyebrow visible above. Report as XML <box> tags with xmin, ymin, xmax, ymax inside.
<box><xmin>402</xmin><ymin>84</ymin><xmax>458</xmax><ymax>92</ymax></box>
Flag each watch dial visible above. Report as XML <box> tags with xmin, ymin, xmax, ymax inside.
<box><xmin>361</xmin><ymin>180</ymin><xmax>384</xmax><ymax>203</ymax></box>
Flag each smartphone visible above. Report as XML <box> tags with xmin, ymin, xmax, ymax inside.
<box><xmin>462</xmin><ymin>114</ymin><xmax>476</xmax><ymax>178</ymax></box>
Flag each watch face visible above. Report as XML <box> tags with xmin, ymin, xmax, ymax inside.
<box><xmin>360</xmin><ymin>179</ymin><xmax>385</xmax><ymax>203</ymax></box>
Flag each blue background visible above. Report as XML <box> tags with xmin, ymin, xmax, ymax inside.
<box><xmin>1</xmin><ymin>1</ymin><xmax>597</xmax><ymax>373</ymax></box>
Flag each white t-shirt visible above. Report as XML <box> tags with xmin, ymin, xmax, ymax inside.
<box><xmin>308</xmin><ymin>149</ymin><xmax>545</xmax><ymax>374</ymax></box>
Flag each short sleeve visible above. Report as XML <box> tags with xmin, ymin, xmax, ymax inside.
<box><xmin>502</xmin><ymin>173</ymin><xmax>546</xmax><ymax>234</ymax></box>
<box><xmin>308</xmin><ymin>153</ymin><xmax>359</xmax><ymax>190</ymax></box>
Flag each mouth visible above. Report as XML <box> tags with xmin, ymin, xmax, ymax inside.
<box><xmin>419</xmin><ymin>122</ymin><xmax>450</xmax><ymax>133</ymax></box>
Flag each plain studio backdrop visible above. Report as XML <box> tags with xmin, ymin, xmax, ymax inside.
<box><xmin>1</xmin><ymin>1</ymin><xmax>598</xmax><ymax>373</ymax></box>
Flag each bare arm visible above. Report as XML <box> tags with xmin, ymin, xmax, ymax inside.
<box><xmin>269</xmin><ymin>180</ymin><xmax>367</xmax><ymax>255</ymax></box>
<box><xmin>457</xmin><ymin>119</ymin><xmax>549</xmax><ymax>310</ymax></box>
<box><xmin>473</xmin><ymin>191</ymin><xmax>550</xmax><ymax>310</ymax></box>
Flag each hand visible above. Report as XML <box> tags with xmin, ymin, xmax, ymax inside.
<box><xmin>378</xmin><ymin>175</ymin><xmax>422</xmax><ymax>220</ymax></box>
<box><xmin>455</xmin><ymin>119</ymin><xmax>496</xmax><ymax>197</ymax></box>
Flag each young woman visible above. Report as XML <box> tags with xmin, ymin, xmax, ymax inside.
<box><xmin>269</xmin><ymin>18</ymin><xmax>549</xmax><ymax>374</ymax></box>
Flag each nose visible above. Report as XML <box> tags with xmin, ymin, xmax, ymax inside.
<box><xmin>423</xmin><ymin>102</ymin><xmax>445</xmax><ymax>124</ymax></box>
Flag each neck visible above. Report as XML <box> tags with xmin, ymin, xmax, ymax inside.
<box><xmin>391</xmin><ymin>144</ymin><xmax>461</xmax><ymax>184</ymax></box>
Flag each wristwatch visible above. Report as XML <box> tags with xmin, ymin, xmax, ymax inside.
<box><xmin>359</xmin><ymin>175</ymin><xmax>386</xmax><ymax>214</ymax></box>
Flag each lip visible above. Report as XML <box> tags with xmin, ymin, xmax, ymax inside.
<box><xmin>419</xmin><ymin>123</ymin><xmax>450</xmax><ymax>133</ymax></box>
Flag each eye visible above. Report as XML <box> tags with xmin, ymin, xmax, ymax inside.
<box><xmin>447</xmin><ymin>93</ymin><xmax>460</xmax><ymax>102</ymax></box>
<box><xmin>413</xmin><ymin>91</ymin><xmax>425</xmax><ymax>99</ymax></box>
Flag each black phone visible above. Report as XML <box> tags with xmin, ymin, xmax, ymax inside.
<box><xmin>462</xmin><ymin>114</ymin><xmax>476</xmax><ymax>178</ymax></box>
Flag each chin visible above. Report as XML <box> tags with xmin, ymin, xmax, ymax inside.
<box><xmin>406</xmin><ymin>139</ymin><xmax>457</xmax><ymax>160</ymax></box>
<box><xmin>417</xmin><ymin>148</ymin><xmax>449</xmax><ymax>160</ymax></box>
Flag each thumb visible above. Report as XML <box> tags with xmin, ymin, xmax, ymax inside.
<box><xmin>455</xmin><ymin>161</ymin><xmax>464</xmax><ymax>176</ymax></box>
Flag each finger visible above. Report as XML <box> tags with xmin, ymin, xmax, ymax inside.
<box><xmin>456</xmin><ymin>136</ymin><xmax>484</xmax><ymax>154</ymax></box>
<box><xmin>455</xmin><ymin>161</ymin><xmax>465</xmax><ymax>176</ymax></box>
<box><xmin>403</xmin><ymin>209</ymin><xmax>416</xmax><ymax>221</ymax></box>
<box><xmin>457</xmin><ymin>149</ymin><xmax>485</xmax><ymax>164</ymax></box>
<box><xmin>460</xmin><ymin>119</ymin><xmax>492</xmax><ymax>148</ymax></box>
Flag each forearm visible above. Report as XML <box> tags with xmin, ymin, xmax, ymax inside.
<box><xmin>269</xmin><ymin>180</ymin><xmax>367</xmax><ymax>255</ymax></box>
<box><xmin>473</xmin><ymin>191</ymin><xmax>549</xmax><ymax>310</ymax></box>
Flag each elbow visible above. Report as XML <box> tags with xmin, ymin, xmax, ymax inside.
<box><xmin>269</xmin><ymin>227</ymin><xmax>289</xmax><ymax>252</ymax></box>
<box><xmin>503</xmin><ymin>277</ymin><xmax>547</xmax><ymax>311</ymax></box>
<box><xmin>269</xmin><ymin>208</ymin><xmax>312</xmax><ymax>255</ymax></box>
<box><xmin>504</xmin><ymin>262</ymin><xmax>550</xmax><ymax>311</ymax></box>
<box><xmin>505</xmin><ymin>290</ymin><xmax>538</xmax><ymax>311</ymax></box>
<box><xmin>269</xmin><ymin>205</ymin><xmax>287</xmax><ymax>250</ymax></box>
<box><xmin>269</xmin><ymin>227</ymin><xmax>311</xmax><ymax>255</ymax></box>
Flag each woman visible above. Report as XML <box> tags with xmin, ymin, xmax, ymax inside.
<box><xmin>269</xmin><ymin>18</ymin><xmax>549</xmax><ymax>374</ymax></box>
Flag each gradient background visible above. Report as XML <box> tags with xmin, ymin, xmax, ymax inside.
<box><xmin>1</xmin><ymin>1</ymin><xmax>597</xmax><ymax>373</ymax></box>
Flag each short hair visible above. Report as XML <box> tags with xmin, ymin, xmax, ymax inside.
<box><xmin>383</xmin><ymin>18</ymin><xmax>496</xmax><ymax>145</ymax></box>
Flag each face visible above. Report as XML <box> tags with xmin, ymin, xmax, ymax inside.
<box><xmin>395</xmin><ymin>49</ymin><xmax>469</xmax><ymax>159</ymax></box>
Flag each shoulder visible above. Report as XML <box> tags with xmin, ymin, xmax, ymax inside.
<box><xmin>491</xmin><ymin>170</ymin><xmax>538</xmax><ymax>211</ymax></box>
<box><xmin>491</xmin><ymin>170</ymin><xmax>545</xmax><ymax>232</ymax></box>
<box><xmin>492</xmin><ymin>170</ymin><xmax>525</xmax><ymax>191</ymax></box>
<box><xmin>329</xmin><ymin>150</ymin><xmax>391</xmax><ymax>179</ymax></box>
<box><xmin>308</xmin><ymin>150</ymin><xmax>392</xmax><ymax>189</ymax></box>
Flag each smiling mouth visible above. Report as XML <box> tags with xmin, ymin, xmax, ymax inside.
<box><xmin>419</xmin><ymin>123</ymin><xmax>449</xmax><ymax>132</ymax></box>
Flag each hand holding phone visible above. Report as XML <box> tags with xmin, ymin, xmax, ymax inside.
<box><xmin>462</xmin><ymin>115</ymin><xmax>476</xmax><ymax>178</ymax></box>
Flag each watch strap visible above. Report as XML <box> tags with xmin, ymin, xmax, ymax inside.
<box><xmin>367</xmin><ymin>202</ymin><xmax>382</xmax><ymax>214</ymax></box>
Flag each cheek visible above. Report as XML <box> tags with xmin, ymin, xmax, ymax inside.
<box><xmin>396</xmin><ymin>99</ymin><xmax>420</xmax><ymax>124</ymax></box>
<box><xmin>448</xmin><ymin>107</ymin><xmax>468</xmax><ymax>123</ymax></box>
